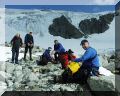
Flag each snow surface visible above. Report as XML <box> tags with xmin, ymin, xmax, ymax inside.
<box><xmin>0</xmin><ymin>46</ymin><xmax>43</xmax><ymax>62</ymax></box>
<box><xmin>0</xmin><ymin>46</ymin><xmax>24</xmax><ymax>62</ymax></box>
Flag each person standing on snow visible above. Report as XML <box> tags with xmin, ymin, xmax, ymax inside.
<box><xmin>54</xmin><ymin>40</ymin><xmax>65</xmax><ymax>63</ymax></box>
<box><xmin>73</xmin><ymin>40</ymin><xmax>100</xmax><ymax>83</ymax></box>
<box><xmin>24</xmin><ymin>32</ymin><xmax>34</xmax><ymax>61</ymax></box>
<box><xmin>11</xmin><ymin>33</ymin><xmax>23</xmax><ymax>64</ymax></box>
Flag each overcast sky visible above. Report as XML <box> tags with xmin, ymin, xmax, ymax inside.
<box><xmin>0</xmin><ymin>0</ymin><xmax>120</xmax><ymax>7</ymax></box>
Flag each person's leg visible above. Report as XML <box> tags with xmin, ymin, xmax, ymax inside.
<box><xmin>54</xmin><ymin>52</ymin><xmax>59</xmax><ymax>63</ymax></box>
<box><xmin>59</xmin><ymin>54</ymin><xmax>64</xmax><ymax>68</ymax></box>
<box><xmin>42</xmin><ymin>56</ymin><xmax>48</xmax><ymax>65</ymax></box>
<box><xmin>11</xmin><ymin>49</ymin><xmax>15</xmax><ymax>63</ymax></box>
<box><xmin>15</xmin><ymin>49</ymin><xmax>19</xmax><ymax>64</ymax></box>
<box><xmin>76</xmin><ymin>64</ymin><xmax>91</xmax><ymax>84</ymax></box>
<box><xmin>62</xmin><ymin>68</ymin><xmax>73</xmax><ymax>83</ymax></box>
<box><xmin>91</xmin><ymin>67</ymin><xmax>99</xmax><ymax>76</ymax></box>
<box><xmin>29</xmin><ymin>47</ymin><xmax>33</xmax><ymax>60</ymax></box>
<box><xmin>24</xmin><ymin>46</ymin><xmax>28</xmax><ymax>60</ymax></box>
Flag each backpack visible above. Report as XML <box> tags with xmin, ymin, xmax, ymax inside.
<box><xmin>67</xmin><ymin>62</ymin><xmax>82</xmax><ymax>74</ymax></box>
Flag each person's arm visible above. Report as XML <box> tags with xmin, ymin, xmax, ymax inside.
<box><xmin>32</xmin><ymin>36</ymin><xmax>34</xmax><ymax>44</ymax></box>
<box><xmin>10</xmin><ymin>36</ymin><xmax>15</xmax><ymax>45</ymax></box>
<box><xmin>20</xmin><ymin>38</ymin><xmax>23</xmax><ymax>47</ymax></box>
<box><xmin>24</xmin><ymin>35</ymin><xmax>27</xmax><ymax>44</ymax></box>
<box><xmin>74</xmin><ymin>50</ymin><xmax>92</xmax><ymax>62</ymax></box>
<box><xmin>74</xmin><ymin>57</ymin><xmax>82</xmax><ymax>62</ymax></box>
<box><xmin>47</xmin><ymin>51</ymin><xmax>52</xmax><ymax>61</ymax></box>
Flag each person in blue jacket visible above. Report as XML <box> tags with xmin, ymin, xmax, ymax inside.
<box><xmin>74</xmin><ymin>40</ymin><xmax>100</xmax><ymax>76</ymax></box>
<box><xmin>37</xmin><ymin>47</ymin><xmax>53</xmax><ymax>66</ymax></box>
<box><xmin>43</xmin><ymin>47</ymin><xmax>52</xmax><ymax>61</ymax></box>
<box><xmin>54</xmin><ymin>40</ymin><xmax>65</xmax><ymax>63</ymax></box>
<box><xmin>24</xmin><ymin>32</ymin><xmax>34</xmax><ymax>61</ymax></box>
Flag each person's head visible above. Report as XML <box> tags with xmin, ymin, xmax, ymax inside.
<box><xmin>54</xmin><ymin>40</ymin><xmax>59</xmax><ymax>45</ymax></box>
<box><xmin>16</xmin><ymin>33</ymin><xmax>20</xmax><ymax>38</ymax></box>
<box><xmin>48</xmin><ymin>47</ymin><xmax>52</xmax><ymax>51</ymax></box>
<box><xmin>29</xmin><ymin>32</ymin><xmax>32</xmax><ymax>35</ymax></box>
<box><xmin>80</xmin><ymin>40</ymin><xmax>89</xmax><ymax>50</ymax></box>
<box><xmin>68</xmin><ymin>49</ymin><xmax>74</xmax><ymax>55</ymax></box>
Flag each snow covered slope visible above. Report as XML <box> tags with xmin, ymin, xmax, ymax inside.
<box><xmin>5</xmin><ymin>9</ymin><xmax>115</xmax><ymax>55</ymax></box>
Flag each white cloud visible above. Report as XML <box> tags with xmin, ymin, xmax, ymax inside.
<box><xmin>93</xmin><ymin>0</ymin><xmax>115</xmax><ymax>5</ymax></box>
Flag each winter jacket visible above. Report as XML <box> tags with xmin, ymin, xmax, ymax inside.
<box><xmin>59</xmin><ymin>53</ymin><xmax>69</xmax><ymax>68</ymax></box>
<box><xmin>74</xmin><ymin>47</ymin><xmax>99</xmax><ymax>68</ymax></box>
<box><xmin>43</xmin><ymin>49</ymin><xmax>52</xmax><ymax>61</ymax></box>
<box><xmin>68</xmin><ymin>55</ymin><xmax>76</xmax><ymax>61</ymax></box>
<box><xmin>54</xmin><ymin>43</ymin><xmax>65</xmax><ymax>53</ymax></box>
<box><xmin>59</xmin><ymin>53</ymin><xmax>76</xmax><ymax>69</ymax></box>
<box><xmin>11</xmin><ymin>36</ymin><xmax>23</xmax><ymax>50</ymax></box>
<box><xmin>24</xmin><ymin>34</ymin><xmax>34</xmax><ymax>45</ymax></box>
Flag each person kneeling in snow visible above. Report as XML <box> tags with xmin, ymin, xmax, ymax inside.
<box><xmin>37</xmin><ymin>47</ymin><xmax>54</xmax><ymax>66</ymax></box>
<box><xmin>11</xmin><ymin>33</ymin><xmax>23</xmax><ymax>64</ymax></box>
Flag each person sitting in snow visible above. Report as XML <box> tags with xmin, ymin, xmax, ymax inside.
<box><xmin>37</xmin><ymin>47</ymin><xmax>54</xmax><ymax>66</ymax></box>
<box><xmin>54</xmin><ymin>40</ymin><xmax>65</xmax><ymax>63</ymax></box>
<box><xmin>55</xmin><ymin>40</ymin><xmax>100</xmax><ymax>84</ymax></box>
<box><xmin>11</xmin><ymin>33</ymin><xmax>23</xmax><ymax>64</ymax></box>
<box><xmin>74</xmin><ymin>40</ymin><xmax>100</xmax><ymax>75</ymax></box>
<box><xmin>59</xmin><ymin>49</ymin><xmax>76</xmax><ymax>69</ymax></box>
<box><xmin>71</xmin><ymin>40</ymin><xmax>100</xmax><ymax>83</ymax></box>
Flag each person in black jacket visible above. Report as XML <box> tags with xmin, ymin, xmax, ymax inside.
<box><xmin>24</xmin><ymin>32</ymin><xmax>34</xmax><ymax>61</ymax></box>
<box><xmin>11</xmin><ymin>33</ymin><xmax>23</xmax><ymax>64</ymax></box>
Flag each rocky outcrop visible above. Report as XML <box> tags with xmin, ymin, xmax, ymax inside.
<box><xmin>49</xmin><ymin>13</ymin><xmax>114</xmax><ymax>39</ymax></box>
<box><xmin>0</xmin><ymin>46</ymin><xmax>118</xmax><ymax>95</ymax></box>
<box><xmin>99</xmin><ymin>55</ymin><xmax>115</xmax><ymax>72</ymax></box>
<box><xmin>87</xmin><ymin>75</ymin><xmax>120</xmax><ymax>96</ymax></box>
<box><xmin>49</xmin><ymin>15</ymin><xmax>83</xmax><ymax>39</ymax></box>
<box><xmin>4</xmin><ymin>61</ymin><xmax>85</xmax><ymax>91</ymax></box>
<box><xmin>88</xmin><ymin>75</ymin><xmax>115</xmax><ymax>91</ymax></box>
<box><xmin>79</xmin><ymin>13</ymin><xmax>114</xmax><ymax>35</ymax></box>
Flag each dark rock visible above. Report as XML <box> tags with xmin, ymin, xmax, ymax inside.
<box><xmin>110</xmin><ymin>55</ymin><xmax>115</xmax><ymax>59</ymax></box>
<box><xmin>49</xmin><ymin>15</ymin><xmax>83</xmax><ymax>39</ymax></box>
<box><xmin>79</xmin><ymin>13</ymin><xmax>114</xmax><ymax>36</ymax></box>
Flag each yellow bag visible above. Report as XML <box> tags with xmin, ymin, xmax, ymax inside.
<box><xmin>67</xmin><ymin>62</ymin><xmax>82</xmax><ymax>74</ymax></box>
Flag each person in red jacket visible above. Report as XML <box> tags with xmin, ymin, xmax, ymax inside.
<box><xmin>68</xmin><ymin>49</ymin><xmax>76</xmax><ymax>61</ymax></box>
<box><xmin>59</xmin><ymin>49</ymin><xmax>76</xmax><ymax>69</ymax></box>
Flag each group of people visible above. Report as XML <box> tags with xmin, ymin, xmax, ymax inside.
<box><xmin>37</xmin><ymin>40</ymin><xmax>76</xmax><ymax>69</ymax></box>
<box><xmin>10</xmin><ymin>32</ymin><xmax>100</xmax><ymax>83</ymax></box>
<box><xmin>11</xmin><ymin>32</ymin><xmax>34</xmax><ymax>64</ymax></box>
